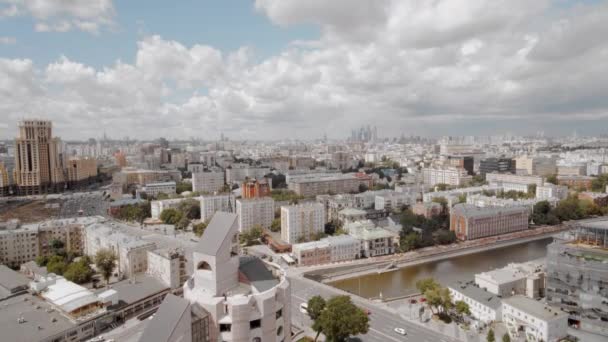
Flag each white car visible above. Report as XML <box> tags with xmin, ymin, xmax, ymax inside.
<box><xmin>394</xmin><ymin>327</ymin><xmax>407</xmax><ymax>335</ymax></box>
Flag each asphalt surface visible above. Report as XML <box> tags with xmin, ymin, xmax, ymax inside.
<box><xmin>58</xmin><ymin>191</ymin><xmax>109</xmax><ymax>218</ymax></box>
<box><xmin>290</xmin><ymin>276</ymin><xmax>458</xmax><ymax>342</ymax></box>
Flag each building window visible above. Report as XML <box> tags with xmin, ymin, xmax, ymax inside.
<box><xmin>277</xmin><ymin>326</ymin><xmax>283</xmax><ymax>336</ymax></box>
<box><xmin>219</xmin><ymin>324</ymin><xmax>231</xmax><ymax>332</ymax></box>
<box><xmin>276</xmin><ymin>309</ymin><xmax>282</xmax><ymax>319</ymax></box>
<box><xmin>250</xmin><ymin>319</ymin><xmax>261</xmax><ymax>329</ymax></box>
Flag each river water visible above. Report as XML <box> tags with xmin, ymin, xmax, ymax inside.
<box><xmin>329</xmin><ymin>238</ymin><xmax>553</xmax><ymax>299</ymax></box>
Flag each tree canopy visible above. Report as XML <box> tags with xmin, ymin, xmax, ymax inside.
<box><xmin>316</xmin><ymin>296</ymin><xmax>369</xmax><ymax>342</ymax></box>
<box><xmin>160</xmin><ymin>208</ymin><xmax>183</xmax><ymax>225</ymax></box>
<box><xmin>95</xmin><ymin>248</ymin><xmax>117</xmax><ymax>285</ymax></box>
<box><xmin>64</xmin><ymin>257</ymin><xmax>94</xmax><ymax>284</ymax></box>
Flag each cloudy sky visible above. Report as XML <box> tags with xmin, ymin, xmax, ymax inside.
<box><xmin>1</xmin><ymin>0</ymin><xmax>607</xmax><ymax>140</ymax></box>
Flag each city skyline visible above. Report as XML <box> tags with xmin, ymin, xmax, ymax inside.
<box><xmin>2</xmin><ymin>1</ymin><xmax>608</xmax><ymax>140</ymax></box>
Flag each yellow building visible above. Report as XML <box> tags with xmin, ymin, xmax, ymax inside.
<box><xmin>66</xmin><ymin>157</ymin><xmax>98</xmax><ymax>187</ymax></box>
<box><xmin>13</xmin><ymin>120</ymin><xmax>66</xmax><ymax>194</ymax></box>
<box><xmin>0</xmin><ymin>163</ymin><xmax>9</xmax><ymax>196</ymax></box>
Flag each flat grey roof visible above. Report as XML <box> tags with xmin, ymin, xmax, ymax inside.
<box><xmin>97</xmin><ymin>275</ymin><xmax>168</xmax><ymax>309</ymax></box>
<box><xmin>138</xmin><ymin>294</ymin><xmax>190</xmax><ymax>342</ymax></box>
<box><xmin>196</xmin><ymin>212</ymin><xmax>238</xmax><ymax>256</ymax></box>
<box><xmin>503</xmin><ymin>295</ymin><xmax>568</xmax><ymax>321</ymax></box>
<box><xmin>0</xmin><ymin>293</ymin><xmax>77</xmax><ymax>342</ymax></box>
<box><xmin>0</xmin><ymin>265</ymin><xmax>30</xmax><ymax>292</ymax></box>
<box><xmin>239</xmin><ymin>256</ymin><xmax>279</xmax><ymax>293</ymax></box>
<box><xmin>448</xmin><ymin>281</ymin><xmax>502</xmax><ymax>309</ymax></box>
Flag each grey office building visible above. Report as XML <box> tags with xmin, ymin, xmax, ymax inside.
<box><xmin>545</xmin><ymin>219</ymin><xmax>608</xmax><ymax>337</ymax></box>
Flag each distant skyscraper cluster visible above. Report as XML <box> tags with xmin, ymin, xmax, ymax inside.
<box><xmin>350</xmin><ymin>125</ymin><xmax>378</xmax><ymax>142</ymax></box>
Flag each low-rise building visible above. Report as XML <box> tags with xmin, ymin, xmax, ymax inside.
<box><xmin>557</xmin><ymin>175</ymin><xmax>594</xmax><ymax>191</ymax></box>
<box><xmin>345</xmin><ymin>220</ymin><xmax>397</xmax><ymax>257</ymax></box>
<box><xmin>475</xmin><ymin>260</ymin><xmax>546</xmax><ymax>299</ymax></box>
<box><xmin>502</xmin><ymin>295</ymin><xmax>568</xmax><ymax>342</ymax></box>
<box><xmin>448</xmin><ymin>281</ymin><xmax>502</xmax><ymax>324</ymax></box>
<box><xmin>292</xmin><ymin>235</ymin><xmax>360</xmax><ymax>266</ymax></box>
<box><xmin>486</xmin><ymin>173</ymin><xmax>545</xmax><ymax>187</ymax></box>
<box><xmin>66</xmin><ymin>157</ymin><xmax>98</xmax><ymax>188</ymax></box>
<box><xmin>450</xmin><ymin>204</ymin><xmax>529</xmax><ymax>241</ymax></box>
<box><xmin>138</xmin><ymin>181</ymin><xmax>177</xmax><ymax>198</ymax></box>
<box><xmin>147</xmin><ymin>248</ymin><xmax>188</xmax><ymax>292</ymax></box>
<box><xmin>412</xmin><ymin>202</ymin><xmax>442</xmax><ymax>218</ymax></box>
<box><xmin>288</xmin><ymin>172</ymin><xmax>372</xmax><ymax>197</ymax></box>
<box><xmin>84</xmin><ymin>223</ymin><xmax>157</xmax><ymax>277</ymax></box>
<box><xmin>374</xmin><ymin>191</ymin><xmax>416</xmax><ymax>211</ymax></box>
<box><xmin>536</xmin><ymin>184</ymin><xmax>569</xmax><ymax>200</ymax></box>
<box><xmin>557</xmin><ymin>165</ymin><xmax>587</xmax><ymax>177</ymax></box>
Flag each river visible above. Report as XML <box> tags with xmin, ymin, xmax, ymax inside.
<box><xmin>329</xmin><ymin>237</ymin><xmax>553</xmax><ymax>299</ymax></box>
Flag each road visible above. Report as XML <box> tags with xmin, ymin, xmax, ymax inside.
<box><xmin>290</xmin><ymin>276</ymin><xmax>457</xmax><ymax>342</ymax></box>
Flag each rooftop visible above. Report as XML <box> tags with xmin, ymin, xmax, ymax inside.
<box><xmin>138</xmin><ymin>294</ymin><xmax>190</xmax><ymax>342</ymax></box>
<box><xmin>96</xmin><ymin>275</ymin><xmax>169</xmax><ymax>310</ymax></box>
<box><xmin>503</xmin><ymin>295</ymin><xmax>568</xmax><ymax>321</ymax></box>
<box><xmin>475</xmin><ymin>259</ymin><xmax>545</xmax><ymax>285</ymax></box>
<box><xmin>452</xmin><ymin>203</ymin><xmax>528</xmax><ymax>218</ymax></box>
<box><xmin>0</xmin><ymin>293</ymin><xmax>77</xmax><ymax>342</ymax></box>
<box><xmin>0</xmin><ymin>265</ymin><xmax>30</xmax><ymax>293</ymax></box>
<box><xmin>238</xmin><ymin>256</ymin><xmax>279</xmax><ymax>293</ymax></box>
<box><xmin>448</xmin><ymin>281</ymin><xmax>502</xmax><ymax>309</ymax></box>
<box><xmin>196</xmin><ymin>212</ymin><xmax>238</xmax><ymax>257</ymax></box>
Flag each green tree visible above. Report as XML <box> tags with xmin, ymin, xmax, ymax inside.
<box><xmin>400</xmin><ymin>232</ymin><xmax>421</xmax><ymax>252</ymax></box>
<box><xmin>546</xmin><ymin>174</ymin><xmax>558</xmax><ymax>185</ymax></box>
<box><xmin>95</xmin><ymin>248</ymin><xmax>117</xmax><ymax>286</ymax></box>
<box><xmin>270</xmin><ymin>218</ymin><xmax>281</xmax><ymax>232</ymax></box>
<box><xmin>240</xmin><ymin>225</ymin><xmax>264</xmax><ymax>246</ymax></box>
<box><xmin>318</xmin><ymin>296</ymin><xmax>369</xmax><ymax>342</ymax></box>
<box><xmin>46</xmin><ymin>255</ymin><xmax>67</xmax><ymax>275</ymax></box>
<box><xmin>435</xmin><ymin>183</ymin><xmax>450</xmax><ymax>191</ymax></box>
<box><xmin>531</xmin><ymin>200</ymin><xmax>559</xmax><ymax>225</ymax></box>
<box><xmin>35</xmin><ymin>255</ymin><xmax>49</xmax><ymax>267</ymax></box>
<box><xmin>487</xmin><ymin>328</ymin><xmax>495</xmax><ymax>342</ymax></box>
<box><xmin>156</xmin><ymin>193</ymin><xmax>169</xmax><ymax>200</ymax></box>
<box><xmin>193</xmin><ymin>221</ymin><xmax>208</xmax><ymax>237</ymax></box>
<box><xmin>416</xmin><ymin>278</ymin><xmax>440</xmax><ymax>294</ymax></box>
<box><xmin>64</xmin><ymin>258</ymin><xmax>94</xmax><ymax>284</ymax></box>
<box><xmin>175</xmin><ymin>181</ymin><xmax>192</xmax><ymax>194</ymax></box>
<box><xmin>432</xmin><ymin>197</ymin><xmax>449</xmax><ymax>213</ymax></box>
<box><xmin>175</xmin><ymin>215</ymin><xmax>190</xmax><ymax>230</ymax></box>
<box><xmin>160</xmin><ymin>208</ymin><xmax>183</xmax><ymax>225</ymax></box>
<box><xmin>435</xmin><ymin>230</ymin><xmax>456</xmax><ymax>245</ymax></box>
<box><xmin>455</xmin><ymin>300</ymin><xmax>471</xmax><ymax>316</ymax></box>
<box><xmin>358</xmin><ymin>183</ymin><xmax>369</xmax><ymax>193</ymax></box>
<box><xmin>178</xmin><ymin>199</ymin><xmax>201</xmax><ymax>220</ymax></box>
<box><xmin>502</xmin><ymin>333</ymin><xmax>511</xmax><ymax>342</ymax></box>
<box><xmin>307</xmin><ymin>296</ymin><xmax>326</xmax><ymax>341</ymax></box>
<box><xmin>591</xmin><ymin>174</ymin><xmax>608</xmax><ymax>192</ymax></box>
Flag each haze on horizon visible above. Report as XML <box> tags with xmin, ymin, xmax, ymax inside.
<box><xmin>1</xmin><ymin>0</ymin><xmax>607</xmax><ymax>140</ymax></box>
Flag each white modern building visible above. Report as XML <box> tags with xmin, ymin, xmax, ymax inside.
<box><xmin>236</xmin><ymin>197</ymin><xmax>275</xmax><ymax>232</ymax></box>
<box><xmin>147</xmin><ymin>248</ymin><xmax>188</xmax><ymax>291</ymax></box>
<box><xmin>84</xmin><ymin>223</ymin><xmax>157</xmax><ymax>277</ymax></box>
<box><xmin>200</xmin><ymin>194</ymin><xmax>236</xmax><ymax>222</ymax></box>
<box><xmin>180</xmin><ymin>212</ymin><xmax>291</xmax><ymax>342</ymax></box>
<box><xmin>475</xmin><ymin>259</ymin><xmax>546</xmax><ymax>299</ymax></box>
<box><xmin>486</xmin><ymin>173</ymin><xmax>545</xmax><ymax>187</ymax></box>
<box><xmin>502</xmin><ymin>296</ymin><xmax>568</xmax><ymax>342</ymax></box>
<box><xmin>344</xmin><ymin>220</ymin><xmax>397</xmax><ymax>257</ymax></box>
<box><xmin>374</xmin><ymin>192</ymin><xmax>416</xmax><ymax>211</ymax></box>
<box><xmin>280</xmin><ymin>203</ymin><xmax>325</xmax><ymax>244</ymax></box>
<box><xmin>448</xmin><ymin>282</ymin><xmax>502</xmax><ymax>324</ymax></box>
<box><xmin>151</xmin><ymin>198</ymin><xmax>194</xmax><ymax>220</ymax></box>
<box><xmin>192</xmin><ymin>171</ymin><xmax>225</xmax><ymax>194</ymax></box>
